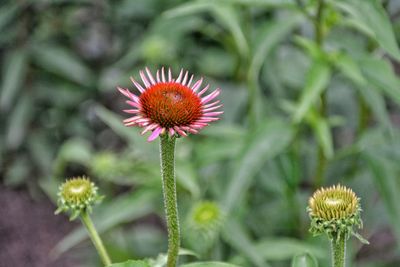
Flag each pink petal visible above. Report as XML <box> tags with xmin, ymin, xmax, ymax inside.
<box><xmin>162</xmin><ymin>67</ymin><xmax>166</xmax><ymax>82</ymax></box>
<box><xmin>169</xmin><ymin>128</ymin><xmax>175</xmax><ymax>137</ymax></box>
<box><xmin>123</xmin><ymin>109</ymin><xmax>140</xmax><ymax>114</ymax></box>
<box><xmin>182</xmin><ymin>71</ymin><xmax>189</xmax><ymax>85</ymax></box>
<box><xmin>203</xmin><ymin>104</ymin><xmax>223</xmax><ymax>112</ymax></box>
<box><xmin>168</xmin><ymin>68</ymin><xmax>172</xmax><ymax>82</ymax></box>
<box><xmin>140</xmin><ymin>71</ymin><xmax>150</xmax><ymax>88</ymax></box>
<box><xmin>176</xmin><ymin>69</ymin><xmax>183</xmax><ymax>83</ymax></box>
<box><xmin>148</xmin><ymin>127</ymin><xmax>163</xmax><ymax>142</ymax></box>
<box><xmin>126</xmin><ymin>100</ymin><xmax>141</xmax><ymax>108</ymax></box>
<box><xmin>130</xmin><ymin>77</ymin><xmax>145</xmax><ymax>93</ymax></box>
<box><xmin>156</xmin><ymin>70</ymin><xmax>160</xmax><ymax>83</ymax></box>
<box><xmin>174</xmin><ymin>126</ymin><xmax>187</xmax><ymax>137</ymax></box>
<box><xmin>187</xmin><ymin>75</ymin><xmax>194</xmax><ymax>87</ymax></box>
<box><xmin>192</xmin><ymin>78</ymin><xmax>203</xmax><ymax>92</ymax></box>
<box><xmin>203</xmin><ymin>100</ymin><xmax>221</xmax><ymax>108</ymax></box>
<box><xmin>141</xmin><ymin>123</ymin><xmax>158</xmax><ymax>135</ymax></box>
<box><xmin>201</xmin><ymin>89</ymin><xmax>220</xmax><ymax>104</ymax></box>
<box><xmin>203</xmin><ymin>111</ymin><xmax>223</xmax><ymax>116</ymax></box>
<box><xmin>145</xmin><ymin>67</ymin><xmax>156</xmax><ymax>85</ymax></box>
<box><xmin>197</xmin><ymin>84</ymin><xmax>209</xmax><ymax>96</ymax></box>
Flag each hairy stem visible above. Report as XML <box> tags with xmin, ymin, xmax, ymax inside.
<box><xmin>160</xmin><ymin>134</ymin><xmax>180</xmax><ymax>267</ymax></box>
<box><xmin>331</xmin><ymin>234</ymin><xmax>346</xmax><ymax>267</ymax></box>
<box><xmin>81</xmin><ymin>210</ymin><xmax>112</xmax><ymax>266</ymax></box>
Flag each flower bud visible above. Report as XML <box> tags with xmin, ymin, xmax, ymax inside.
<box><xmin>55</xmin><ymin>176</ymin><xmax>102</xmax><ymax>220</ymax></box>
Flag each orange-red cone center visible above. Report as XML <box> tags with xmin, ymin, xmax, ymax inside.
<box><xmin>139</xmin><ymin>82</ymin><xmax>203</xmax><ymax>128</ymax></box>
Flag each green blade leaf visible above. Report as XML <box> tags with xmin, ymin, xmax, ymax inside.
<box><xmin>223</xmin><ymin>119</ymin><xmax>294</xmax><ymax>214</ymax></box>
<box><xmin>222</xmin><ymin>220</ymin><xmax>271</xmax><ymax>267</ymax></box>
<box><xmin>31</xmin><ymin>44</ymin><xmax>94</xmax><ymax>86</ymax></box>
<box><xmin>0</xmin><ymin>49</ymin><xmax>28</xmax><ymax>111</ymax></box>
<box><xmin>255</xmin><ymin>238</ymin><xmax>324</xmax><ymax>261</ymax></box>
<box><xmin>334</xmin><ymin>0</ymin><xmax>400</xmax><ymax>61</ymax></box>
<box><xmin>358</xmin><ymin>56</ymin><xmax>400</xmax><ymax>106</ymax></box>
<box><xmin>248</xmin><ymin>16</ymin><xmax>302</xmax><ymax>84</ymax></box>
<box><xmin>293</xmin><ymin>60</ymin><xmax>331</xmax><ymax>123</ymax></box>
<box><xmin>291</xmin><ymin>253</ymin><xmax>318</xmax><ymax>267</ymax></box>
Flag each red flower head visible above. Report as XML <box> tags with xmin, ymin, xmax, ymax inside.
<box><xmin>118</xmin><ymin>67</ymin><xmax>223</xmax><ymax>142</ymax></box>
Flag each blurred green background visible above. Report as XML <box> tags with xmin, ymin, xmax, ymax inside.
<box><xmin>1</xmin><ymin>0</ymin><xmax>400</xmax><ymax>266</ymax></box>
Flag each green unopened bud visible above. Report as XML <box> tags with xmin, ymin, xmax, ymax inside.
<box><xmin>307</xmin><ymin>184</ymin><xmax>368</xmax><ymax>244</ymax></box>
<box><xmin>185</xmin><ymin>201</ymin><xmax>224</xmax><ymax>254</ymax></box>
<box><xmin>55</xmin><ymin>176</ymin><xmax>103</xmax><ymax>220</ymax></box>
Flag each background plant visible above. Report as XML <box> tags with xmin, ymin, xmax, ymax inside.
<box><xmin>1</xmin><ymin>0</ymin><xmax>400</xmax><ymax>266</ymax></box>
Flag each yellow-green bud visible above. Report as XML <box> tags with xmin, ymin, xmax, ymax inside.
<box><xmin>185</xmin><ymin>201</ymin><xmax>224</xmax><ymax>254</ymax></box>
<box><xmin>55</xmin><ymin>176</ymin><xmax>102</xmax><ymax>220</ymax></box>
<box><xmin>307</xmin><ymin>184</ymin><xmax>368</xmax><ymax>244</ymax></box>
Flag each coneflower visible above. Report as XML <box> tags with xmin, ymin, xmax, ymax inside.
<box><xmin>118</xmin><ymin>67</ymin><xmax>222</xmax><ymax>267</ymax></box>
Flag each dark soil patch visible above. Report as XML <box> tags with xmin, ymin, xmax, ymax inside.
<box><xmin>0</xmin><ymin>186</ymin><xmax>81</xmax><ymax>267</ymax></box>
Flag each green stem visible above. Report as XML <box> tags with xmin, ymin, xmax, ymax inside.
<box><xmin>81</xmin><ymin>210</ymin><xmax>112</xmax><ymax>266</ymax></box>
<box><xmin>331</xmin><ymin>234</ymin><xmax>346</xmax><ymax>267</ymax></box>
<box><xmin>160</xmin><ymin>134</ymin><xmax>180</xmax><ymax>267</ymax></box>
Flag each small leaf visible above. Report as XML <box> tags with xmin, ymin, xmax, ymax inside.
<box><xmin>293</xmin><ymin>60</ymin><xmax>331</xmax><ymax>123</ymax></box>
<box><xmin>108</xmin><ymin>260</ymin><xmax>150</xmax><ymax>267</ymax></box>
<box><xmin>291</xmin><ymin>253</ymin><xmax>318</xmax><ymax>267</ymax></box>
<box><xmin>306</xmin><ymin>109</ymin><xmax>334</xmax><ymax>159</ymax></box>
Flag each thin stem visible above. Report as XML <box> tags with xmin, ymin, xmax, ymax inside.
<box><xmin>80</xmin><ymin>210</ymin><xmax>112</xmax><ymax>266</ymax></box>
<box><xmin>331</xmin><ymin>234</ymin><xmax>346</xmax><ymax>267</ymax></box>
<box><xmin>160</xmin><ymin>134</ymin><xmax>180</xmax><ymax>267</ymax></box>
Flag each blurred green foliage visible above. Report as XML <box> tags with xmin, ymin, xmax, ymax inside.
<box><xmin>1</xmin><ymin>0</ymin><xmax>400</xmax><ymax>266</ymax></box>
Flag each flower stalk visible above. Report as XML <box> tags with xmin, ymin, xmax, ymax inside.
<box><xmin>160</xmin><ymin>134</ymin><xmax>180</xmax><ymax>267</ymax></box>
<box><xmin>331</xmin><ymin>233</ymin><xmax>346</xmax><ymax>267</ymax></box>
<box><xmin>81</xmin><ymin>210</ymin><xmax>112</xmax><ymax>266</ymax></box>
<box><xmin>55</xmin><ymin>177</ymin><xmax>111</xmax><ymax>266</ymax></box>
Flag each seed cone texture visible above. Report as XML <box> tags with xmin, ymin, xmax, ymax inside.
<box><xmin>307</xmin><ymin>184</ymin><xmax>368</xmax><ymax>243</ymax></box>
<box><xmin>55</xmin><ymin>176</ymin><xmax>102</xmax><ymax>220</ymax></box>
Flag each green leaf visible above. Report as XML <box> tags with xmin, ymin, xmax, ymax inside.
<box><xmin>31</xmin><ymin>45</ymin><xmax>94</xmax><ymax>86</ymax></box>
<box><xmin>0</xmin><ymin>49</ymin><xmax>28</xmax><ymax>110</ymax></box>
<box><xmin>211</xmin><ymin>4</ymin><xmax>248</xmax><ymax>58</ymax></box>
<box><xmin>223</xmin><ymin>119</ymin><xmax>294</xmax><ymax>214</ymax></box>
<box><xmin>333</xmin><ymin>53</ymin><xmax>391</xmax><ymax>128</ymax></box>
<box><xmin>255</xmin><ymin>238</ymin><xmax>324</xmax><ymax>261</ymax></box>
<box><xmin>248</xmin><ymin>16</ymin><xmax>302</xmax><ymax>84</ymax></box>
<box><xmin>222</xmin><ymin>220</ymin><xmax>271</xmax><ymax>267</ymax></box>
<box><xmin>358</xmin><ymin>56</ymin><xmax>400</xmax><ymax>106</ymax></box>
<box><xmin>181</xmin><ymin>262</ymin><xmax>241</xmax><ymax>267</ymax></box>
<box><xmin>6</xmin><ymin>94</ymin><xmax>34</xmax><ymax>149</ymax></box>
<box><xmin>291</xmin><ymin>253</ymin><xmax>318</xmax><ymax>267</ymax></box>
<box><xmin>306</xmin><ymin>109</ymin><xmax>334</xmax><ymax>159</ymax></box>
<box><xmin>293</xmin><ymin>60</ymin><xmax>331</xmax><ymax>123</ymax></box>
<box><xmin>334</xmin><ymin>0</ymin><xmax>400</xmax><ymax>61</ymax></box>
<box><xmin>165</xmin><ymin>1</ymin><xmax>248</xmax><ymax>58</ymax></box>
<box><xmin>108</xmin><ymin>260</ymin><xmax>150</xmax><ymax>267</ymax></box>
<box><xmin>0</xmin><ymin>3</ymin><xmax>20</xmax><ymax>31</ymax></box>
<box><xmin>53</xmin><ymin>190</ymin><xmax>156</xmax><ymax>256</ymax></box>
